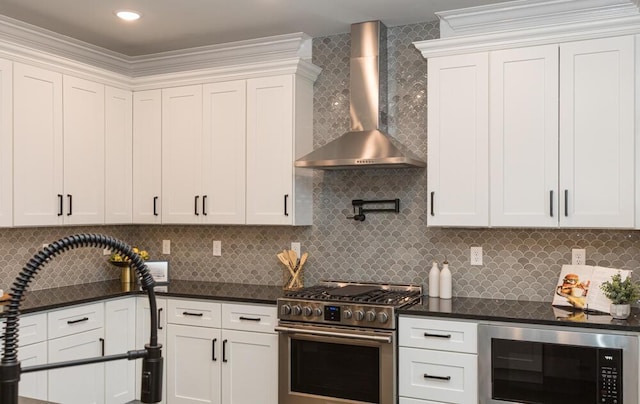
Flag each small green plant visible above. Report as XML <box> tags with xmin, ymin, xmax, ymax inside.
<box><xmin>600</xmin><ymin>273</ymin><xmax>640</xmax><ymax>304</ymax></box>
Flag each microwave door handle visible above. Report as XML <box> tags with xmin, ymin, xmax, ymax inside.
<box><xmin>274</xmin><ymin>326</ymin><xmax>392</xmax><ymax>343</ymax></box>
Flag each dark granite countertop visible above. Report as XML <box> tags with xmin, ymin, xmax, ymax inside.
<box><xmin>400</xmin><ymin>296</ymin><xmax>640</xmax><ymax>332</ymax></box>
<box><xmin>1</xmin><ymin>279</ymin><xmax>284</xmax><ymax>318</ymax></box>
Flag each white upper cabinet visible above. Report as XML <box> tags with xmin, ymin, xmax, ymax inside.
<box><xmin>105</xmin><ymin>86</ymin><xmax>133</xmax><ymax>224</ymax></box>
<box><xmin>63</xmin><ymin>75</ymin><xmax>105</xmax><ymax>225</ymax></box>
<box><xmin>202</xmin><ymin>80</ymin><xmax>246</xmax><ymax>224</ymax></box>
<box><xmin>161</xmin><ymin>85</ymin><xmax>203</xmax><ymax>224</ymax></box>
<box><xmin>427</xmin><ymin>53</ymin><xmax>489</xmax><ymax>227</ymax></box>
<box><xmin>13</xmin><ymin>63</ymin><xmax>64</xmax><ymax>227</ymax></box>
<box><xmin>490</xmin><ymin>45</ymin><xmax>559</xmax><ymax>227</ymax></box>
<box><xmin>559</xmin><ymin>36</ymin><xmax>635</xmax><ymax>228</ymax></box>
<box><xmin>133</xmin><ymin>90</ymin><xmax>162</xmax><ymax>224</ymax></box>
<box><xmin>0</xmin><ymin>58</ymin><xmax>11</xmax><ymax>227</ymax></box>
<box><xmin>246</xmin><ymin>74</ymin><xmax>313</xmax><ymax>225</ymax></box>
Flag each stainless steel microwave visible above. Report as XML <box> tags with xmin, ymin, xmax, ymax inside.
<box><xmin>478</xmin><ymin>323</ymin><xmax>638</xmax><ymax>404</ymax></box>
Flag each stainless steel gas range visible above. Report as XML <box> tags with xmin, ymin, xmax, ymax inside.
<box><xmin>276</xmin><ymin>281</ymin><xmax>422</xmax><ymax>404</ymax></box>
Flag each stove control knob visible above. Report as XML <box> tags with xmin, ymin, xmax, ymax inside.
<box><xmin>365</xmin><ymin>310</ymin><xmax>376</xmax><ymax>322</ymax></box>
<box><xmin>354</xmin><ymin>310</ymin><xmax>365</xmax><ymax>321</ymax></box>
<box><xmin>280</xmin><ymin>304</ymin><xmax>291</xmax><ymax>316</ymax></box>
<box><xmin>343</xmin><ymin>309</ymin><xmax>353</xmax><ymax>320</ymax></box>
<box><xmin>377</xmin><ymin>312</ymin><xmax>389</xmax><ymax>324</ymax></box>
<box><xmin>292</xmin><ymin>305</ymin><xmax>302</xmax><ymax>316</ymax></box>
<box><xmin>303</xmin><ymin>306</ymin><xmax>312</xmax><ymax>317</ymax></box>
<box><xmin>314</xmin><ymin>307</ymin><xmax>323</xmax><ymax>317</ymax></box>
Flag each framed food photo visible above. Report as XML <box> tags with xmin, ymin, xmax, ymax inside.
<box><xmin>145</xmin><ymin>260</ymin><xmax>170</xmax><ymax>285</ymax></box>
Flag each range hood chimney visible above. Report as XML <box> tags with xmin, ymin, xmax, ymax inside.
<box><xmin>295</xmin><ymin>21</ymin><xmax>426</xmax><ymax>169</ymax></box>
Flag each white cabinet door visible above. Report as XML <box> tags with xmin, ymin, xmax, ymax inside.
<box><xmin>162</xmin><ymin>85</ymin><xmax>203</xmax><ymax>224</ymax></box>
<box><xmin>133</xmin><ymin>90</ymin><xmax>162</xmax><ymax>224</ymax></box>
<box><xmin>559</xmin><ymin>35</ymin><xmax>635</xmax><ymax>228</ymax></box>
<box><xmin>19</xmin><ymin>341</ymin><xmax>48</xmax><ymax>401</ymax></box>
<box><xmin>105</xmin><ymin>86</ymin><xmax>133</xmax><ymax>224</ymax></box>
<box><xmin>427</xmin><ymin>53</ymin><xmax>489</xmax><ymax>227</ymax></box>
<box><xmin>490</xmin><ymin>45</ymin><xmax>559</xmax><ymax>227</ymax></box>
<box><xmin>63</xmin><ymin>75</ymin><xmax>105</xmax><ymax>225</ymax></box>
<box><xmin>13</xmin><ymin>63</ymin><xmax>64</xmax><ymax>226</ymax></box>
<box><xmin>48</xmin><ymin>328</ymin><xmax>105</xmax><ymax>404</ymax></box>
<box><xmin>202</xmin><ymin>80</ymin><xmax>246</xmax><ymax>224</ymax></box>
<box><xmin>0</xmin><ymin>58</ymin><xmax>11</xmax><ymax>227</ymax></box>
<box><xmin>105</xmin><ymin>298</ymin><xmax>136</xmax><ymax>404</ymax></box>
<box><xmin>167</xmin><ymin>324</ymin><xmax>221</xmax><ymax>404</ymax></box>
<box><xmin>135</xmin><ymin>297</ymin><xmax>167</xmax><ymax>403</ymax></box>
<box><xmin>246</xmin><ymin>75</ymin><xmax>294</xmax><ymax>225</ymax></box>
<box><xmin>221</xmin><ymin>329</ymin><xmax>278</xmax><ymax>404</ymax></box>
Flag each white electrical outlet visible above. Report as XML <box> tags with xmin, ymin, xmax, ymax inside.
<box><xmin>291</xmin><ymin>242</ymin><xmax>301</xmax><ymax>258</ymax></box>
<box><xmin>572</xmin><ymin>248</ymin><xmax>586</xmax><ymax>265</ymax></box>
<box><xmin>470</xmin><ymin>246</ymin><xmax>483</xmax><ymax>266</ymax></box>
<box><xmin>162</xmin><ymin>240</ymin><xmax>171</xmax><ymax>255</ymax></box>
<box><xmin>103</xmin><ymin>248</ymin><xmax>111</xmax><ymax>256</ymax></box>
<box><xmin>213</xmin><ymin>240</ymin><xmax>221</xmax><ymax>256</ymax></box>
<box><xmin>42</xmin><ymin>243</ymin><xmax>48</xmax><ymax>249</ymax></box>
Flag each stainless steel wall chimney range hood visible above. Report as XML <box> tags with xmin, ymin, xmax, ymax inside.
<box><xmin>295</xmin><ymin>21</ymin><xmax>426</xmax><ymax>169</ymax></box>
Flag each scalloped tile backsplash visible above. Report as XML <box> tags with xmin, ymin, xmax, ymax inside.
<box><xmin>1</xmin><ymin>21</ymin><xmax>639</xmax><ymax>301</ymax></box>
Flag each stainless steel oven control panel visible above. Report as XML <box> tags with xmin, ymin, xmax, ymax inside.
<box><xmin>277</xmin><ymin>298</ymin><xmax>396</xmax><ymax>329</ymax></box>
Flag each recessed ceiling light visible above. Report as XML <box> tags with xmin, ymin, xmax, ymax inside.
<box><xmin>115</xmin><ymin>10</ymin><xmax>141</xmax><ymax>21</ymax></box>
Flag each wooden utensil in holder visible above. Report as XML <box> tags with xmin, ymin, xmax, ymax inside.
<box><xmin>278</xmin><ymin>249</ymin><xmax>307</xmax><ymax>290</ymax></box>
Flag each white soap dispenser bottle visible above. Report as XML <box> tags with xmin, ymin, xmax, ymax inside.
<box><xmin>428</xmin><ymin>261</ymin><xmax>440</xmax><ymax>298</ymax></box>
<box><xmin>440</xmin><ymin>260</ymin><xmax>452</xmax><ymax>299</ymax></box>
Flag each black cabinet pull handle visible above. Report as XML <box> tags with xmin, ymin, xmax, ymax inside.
<box><xmin>99</xmin><ymin>337</ymin><xmax>105</xmax><ymax>356</ymax></box>
<box><xmin>239</xmin><ymin>316</ymin><xmax>261</xmax><ymax>322</ymax></box>
<box><xmin>212</xmin><ymin>338</ymin><xmax>217</xmax><ymax>361</ymax></box>
<box><xmin>182</xmin><ymin>311</ymin><xmax>203</xmax><ymax>317</ymax></box>
<box><xmin>424</xmin><ymin>332</ymin><xmax>451</xmax><ymax>339</ymax></box>
<box><xmin>222</xmin><ymin>339</ymin><xmax>228</xmax><ymax>363</ymax></box>
<box><xmin>67</xmin><ymin>317</ymin><xmax>89</xmax><ymax>325</ymax></box>
<box><xmin>67</xmin><ymin>194</ymin><xmax>72</xmax><ymax>216</ymax></box>
<box><xmin>284</xmin><ymin>194</ymin><xmax>289</xmax><ymax>216</ymax></box>
<box><xmin>550</xmin><ymin>190</ymin><xmax>554</xmax><ymax>217</ymax></box>
<box><xmin>202</xmin><ymin>195</ymin><xmax>207</xmax><ymax>216</ymax></box>
<box><xmin>424</xmin><ymin>373</ymin><xmax>451</xmax><ymax>381</ymax></box>
<box><xmin>153</xmin><ymin>196</ymin><xmax>159</xmax><ymax>216</ymax></box>
<box><xmin>57</xmin><ymin>194</ymin><xmax>63</xmax><ymax>216</ymax></box>
<box><xmin>157</xmin><ymin>308</ymin><xmax>163</xmax><ymax>330</ymax></box>
<box><xmin>430</xmin><ymin>192</ymin><xmax>435</xmax><ymax>216</ymax></box>
<box><xmin>564</xmin><ymin>189</ymin><xmax>568</xmax><ymax>217</ymax></box>
<box><xmin>194</xmin><ymin>195</ymin><xmax>200</xmax><ymax>216</ymax></box>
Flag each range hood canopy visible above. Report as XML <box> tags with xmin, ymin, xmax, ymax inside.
<box><xmin>295</xmin><ymin>21</ymin><xmax>426</xmax><ymax>170</ymax></box>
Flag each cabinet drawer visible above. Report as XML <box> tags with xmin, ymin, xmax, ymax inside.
<box><xmin>222</xmin><ymin>303</ymin><xmax>277</xmax><ymax>334</ymax></box>
<box><xmin>167</xmin><ymin>299</ymin><xmax>221</xmax><ymax>328</ymax></box>
<box><xmin>400</xmin><ymin>397</ymin><xmax>442</xmax><ymax>404</ymax></box>
<box><xmin>399</xmin><ymin>317</ymin><xmax>477</xmax><ymax>353</ymax></box>
<box><xmin>48</xmin><ymin>302</ymin><xmax>104</xmax><ymax>340</ymax></box>
<box><xmin>20</xmin><ymin>313</ymin><xmax>48</xmax><ymax>345</ymax></box>
<box><xmin>399</xmin><ymin>347</ymin><xmax>477</xmax><ymax>403</ymax></box>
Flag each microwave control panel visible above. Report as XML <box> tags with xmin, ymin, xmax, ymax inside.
<box><xmin>598</xmin><ymin>348</ymin><xmax>622</xmax><ymax>403</ymax></box>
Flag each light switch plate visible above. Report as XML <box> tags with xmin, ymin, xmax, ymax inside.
<box><xmin>162</xmin><ymin>240</ymin><xmax>171</xmax><ymax>255</ymax></box>
<box><xmin>213</xmin><ymin>240</ymin><xmax>221</xmax><ymax>256</ymax></box>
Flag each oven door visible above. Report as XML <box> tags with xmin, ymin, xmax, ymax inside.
<box><xmin>276</xmin><ymin>321</ymin><xmax>395</xmax><ymax>404</ymax></box>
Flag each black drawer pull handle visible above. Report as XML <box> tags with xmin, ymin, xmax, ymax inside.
<box><xmin>183</xmin><ymin>311</ymin><xmax>204</xmax><ymax>317</ymax></box>
<box><xmin>430</xmin><ymin>192</ymin><xmax>435</xmax><ymax>216</ymax></box>
<box><xmin>194</xmin><ymin>195</ymin><xmax>200</xmax><ymax>216</ymax></box>
<box><xmin>153</xmin><ymin>196</ymin><xmax>159</xmax><ymax>216</ymax></box>
<box><xmin>222</xmin><ymin>339</ymin><xmax>228</xmax><ymax>363</ymax></box>
<box><xmin>157</xmin><ymin>308</ymin><xmax>163</xmax><ymax>330</ymax></box>
<box><xmin>239</xmin><ymin>316</ymin><xmax>261</xmax><ymax>322</ymax></box>
<box><xmin>424</xmin><ymin>373</ymin><xmax>451</xmax><ymax>381</ymax></box>
<box><xmin>99</xmin><ymin>337</ymin><xmax>105</xmax><ymax>356</ymax></box>
<box><xmin>424</xmin><ymin>332</ymin><xmax>451</xmax><ymax>339</ymax></box>
<box><xmin>67</xmin><ymin>317</ymin><xmax>89</xmax><ymax>325</ymax></box>
<box><xmin>564</xmin><ymin>189</ymin><xmax>568</xmax><ymax>217</ymax></box>
<box><xmin>284</xmin><ymin>194</ymin><xmax>289</xmax><ymax>216</ymax></box>
<box><xmin>67</xmin><ymin>194</ymin><xmax>73</xmax><ymax>216</ymax></box>
<box><xmin>549</xmin><ymin>190</ymin><xmax>554</xmax><ymax>217</ymax></box>
<box><xmin>202</xmin><ymin>195</ymin><xmax>207</xmax><ymax>216</ymax></box>
<box><xmin>212</xmin><ymin>338</ymin><xmax>217</xmax><ymax>361</ymax></box>
<box><xmin>58</xmin><ymin>194</ymin><xmax>63</xmax><ymax>216</ymax></box>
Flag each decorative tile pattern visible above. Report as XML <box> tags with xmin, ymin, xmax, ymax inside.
<box><xmin>0</xmin><ymin>21</ymin><xmax>639</xmax><ymax>302</ymax></box>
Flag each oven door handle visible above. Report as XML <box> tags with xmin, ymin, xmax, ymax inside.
<box><xmin>275</xmin><ymin>326</ymin><xmax>393</xmax><ymax>343</ymax></box>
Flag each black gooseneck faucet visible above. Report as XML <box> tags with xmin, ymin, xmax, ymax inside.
<box><xmin>0</xmin><ymin>234</ymin><xmax>163</xmax><ymax>404</ymax></box>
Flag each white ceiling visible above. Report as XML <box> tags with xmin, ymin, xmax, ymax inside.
<box><xmin>0</xmin><ymin>0</ymin><xmax>512</xmax><ymax>57</ymax></box>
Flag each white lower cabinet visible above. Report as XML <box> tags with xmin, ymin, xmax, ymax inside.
<box><xmin>136</xmin><ymin>296</ymin><xmax>167</xmax><ymax>403</ymax></box>
<box><xmin>166</xmin><ymin>298</ymin><xmax>278</xmax><ymax>404</ymax></box>
<box><xmin>399</xmin><ymin>316</ymin><xmax>478</xmax><ymax>404</ymax></box>
<box><xmin>105</xmin><ymin>298</ymin><xmax>137</xmax><ymax>404</ymax></box>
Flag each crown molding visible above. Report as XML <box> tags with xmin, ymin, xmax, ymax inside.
<box><xmin>0</xmin><ymin>14</ymin><xmax>317</xmax><ymax>85</ymax></box>
<box><xmin>436</xmin><ymin>0</ymin><xmax>640</xmax><ymax>38</ymax></box>
<box><xmin>415</xmin><ymin>14</ymin><xmax>640</xmax><ymax>58</ymax></box>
